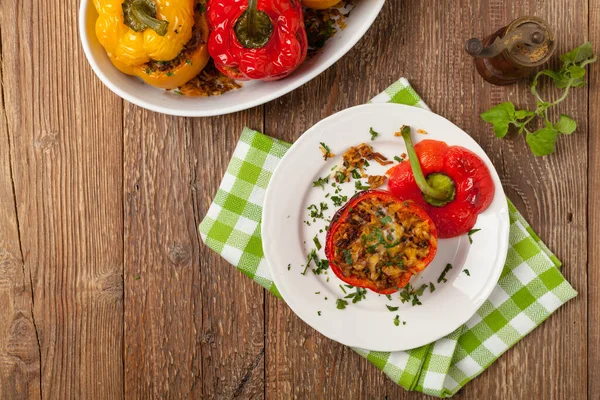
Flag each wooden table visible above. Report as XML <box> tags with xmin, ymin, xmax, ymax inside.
<box><xmin>1</xmin><ymin>0</ymin><xmax>597</xmax><ymax>398</ymax></box>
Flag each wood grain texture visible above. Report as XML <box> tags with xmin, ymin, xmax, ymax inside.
<box><xmin>0</xmin><ymin>31</ymin><xmax>41</xmax><ymax>399</ymax></box>
<box><xmin>587</xmin><ymin>1</ymin><xmax>599</xmax><ymax>398</ymax></box>
<box><xmin>1</xmin><ymin>0</ymin><xmax>124</xmax><ymax>398</ymax></box>
<box><xmin>123</xmin><ymin>107</ymin><xmax>266</xmax><ymax>398</ymax></box>
<box><xmin>0</xmin><ymin>0</ymin><xmax>595</xmax><ymax>398</ymax></box>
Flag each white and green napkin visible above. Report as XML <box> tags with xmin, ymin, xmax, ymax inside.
<box><xmin>199</xmin><ymin>78</ymin><xmax>577</xmax><ymax>397</ymax></box>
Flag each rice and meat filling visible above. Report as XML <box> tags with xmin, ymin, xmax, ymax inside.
<box><xmin>331</xmin><ymin>197</ymin><xmax>433</xmax><ymax>291</ymax></box>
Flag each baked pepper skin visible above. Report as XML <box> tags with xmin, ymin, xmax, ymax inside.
<box><xmin>207</xmin><ymin>0</ymin><xmax>308</xmax><ymax>81</ymax></box>
<box><xmin>387</xmin><ymin>127</ymin><xmax>495</xmax><ymax>238</ymax></box>
<box><xmin>325</xmin><ymin>190</ymin><xmax>438</xmax><ymax>294</ymax></box>
<box><xmin>94</xmin><ymin>0</ymin><xmax>195</xmax><ymax>66</ymax></box>
<box><xmin>109</xmin><ymin>2</ymin><xmax>210</xmax><ymax>89</ymax></box>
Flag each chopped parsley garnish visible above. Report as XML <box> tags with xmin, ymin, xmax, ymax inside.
<box><xmin>351</xmin><ymin>169</ymin><xmax>362</xmax><ymax>179</ymax></box>
<box><xmin>438</xmin><ymin>263</ymin><xmax>453</xmax><ymax>283</ymax></box>
<box><xmin>313</xmin><ymin>176</ymin><xmax>329</xmax><ymax>189</ymax></box>
<box><xmin>302</xmin><ymin>249</ymin><xmax>318</xmax><ymax>275</ymax></box>
<box><xmin>186</xmin><ymin>59</ymin><xmax>192</xmax><ymax>65</ymax></box>
<box><xmin>399</xmin><ymin>283</ymin><xmax>427</xmax><ymax>306</ymax></box>
<box><xmin>393</xmin><ymin>315</ymin><xmax>400</xmax><ymax>326</ymax></box>
<box><xmin>331</xmin><ymin>195</ymin><xmax>348</xmax><ymax>207</ymax></box>
<box><xmin>144</xmin><ymin>68</ymin><xmax>151</xmax><ymax>74</ymax></box>
<box><xmin>386</xmin><ymin>294</ymin><xmax>392</xmax><ymax>301</ymax></box>
<box><xmin>315</xmin><ymin>291</ymin><xmax>321</xmax><ymax>294</ymax></box>
<box><xmin>166</xmin><ymin>71</ymin><xmax>174</xmax><ymax>77</ymax></box>
<box><xmin>343</xmin><ymin>249</ymin><xmax>353</xmax><ymax>265</ymax></box>
<box><xmin>386</xmin><ymin>305</ymin><xmax>399</xmax><ymax>312</ymax></box>
<box><xmin>463</xmin><ymin>269</ymin><xmax>471</xmax><ymax>276</ymax></box>
<box><xmin>370</xmin><ymin>127</ymin><xmax>379</xmax><ymax>140</ymax></box>
<box><xmin>320</xmin><ymin>142</ymin><xmax>333</xmax><ymax>160</ymax></box>
<box><xmin>429</xmin><ymin>282</ymin><xmax>435</xmax><ymax>292</ymax></box>
<box><xmin>380</xmin><ymin>215</ymin><xmax>392</xmax><ymax>225</ymax></box>
<box><xmin>317</xmin><ymin>311</ymin><xmax>321</xmax><ymax>316</ymax></box>
<box><xmin>339</xmin><ymin>285</ymin><xmax>347</xmax><ymax>294</ymax></box>
<box><xmin>313</xmin><ymin>259</ymin><xmax>329</xmax><ymax>275</ymax></box>
<box><xmin>336</xmin><ymin>299</ymin><xmax>348</xmax><ymax>309</ymax></box>
<box><xmin>334</xmin><ymin>170</ymin><xmax>347</xmax><ymax>183</ymax></box>
<box><xmin>307</xmin><ymin>202</ymin><xmax>328</xmax><ymax>219</ymax></box>
<box><xmin>394</xmin><ymin>155</ymin><xmax>405</xmax><ymax>163</ymax></box>
<box><xmin>403</xmin><ymin>321</ymin><xmax>406</xmax><ymax>325</ymax></box>
<box><xmin>467</xmin><ymin>229</ymin><xmax>481</xmax><ymax>244</ymax></box>
<box><xmin>344</xmin><ymin>287</ymin><xmax>367</xmax><ymax>304</ymax></box>
<box><xmin>287</xmin><ymin>263</ymin><xmax>291</xmax><ymax>271</ymax></box>
<box><xmin>313</xmin><ymin>235</ymin><xmax>322</xmax><ymax>250</ymax></box>
<box><xmin>355</xmin><ymin>180</ymin><xmax>370</xmax><ymax>190</ymax></box>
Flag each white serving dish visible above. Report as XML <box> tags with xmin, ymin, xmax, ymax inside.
<box><xmin>78</xmin><ymin>0</ymin><xmax>385</xmax><ymax>117</ymax></box>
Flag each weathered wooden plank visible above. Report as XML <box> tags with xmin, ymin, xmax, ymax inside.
<box><xmin>1</xmin><ymin>0</ymin><xmax>125</xmax><ymax>397</ymax></box>
<box><xmin>0</xmin><ymin>28</ymin><xmax>41</xmax><ymax>399</ymax></box>
<box><xmin>587</xmin><ymin>1</ymin><xmax>599</xmax><ymax>398</ymax></box>
<box><xmin>123</xmin><ymin>107</ymin><xmax>265</xmax><ymax>398</ymax></box>
<box><xmin>264</xmin><ymin>0</ymin><xmax>588</xmax><ymax>398</ymax></box>
<box><xmin>192</xmin><ymin>113</ymin><xmax>267</xmax><ymax>399</ymax></box>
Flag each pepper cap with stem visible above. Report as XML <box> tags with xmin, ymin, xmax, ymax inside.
<box><xmin>122</xmin><ymin>0</ymin><xmax>169</xmax><ymax>36</ymax></box>
<box><xmin>399</xmin><ymin>125</ymin><xmax>456</xmax><ymax>207</ymax></box>
<box><xmin>234</xmin><ymin>0</ymin><xmax>274</xmax><ymax>49</ymax></box>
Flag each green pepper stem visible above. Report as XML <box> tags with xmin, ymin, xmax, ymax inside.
<box><xmin>247</xmin><ymin>0</ymin><xmax>258</xmax><ymax>37</ymax></box>
<box><xmin>400</xmin><ymin>125</ymin><xmax>452</xmax><ymax>201</ymax></box>
<box><xmin>234</xmin><ymin>0</ymin><xmax>273</xmax><ymax>49</ymax></box>
<box><xmin>132</xmin><ymin>0</ymin><xmax>169</xmax><ymax>36</ymax></box>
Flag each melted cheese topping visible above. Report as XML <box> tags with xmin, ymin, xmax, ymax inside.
<box><xmin>332</xmin><ymin>197</ymin><xmax>432</xmax><ymax>291</ymax></box>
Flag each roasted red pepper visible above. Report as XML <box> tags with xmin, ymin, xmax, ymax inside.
<box><xmin>207</xmin><ymin>0</ymin><xmax>308</xmax><ymax>81</ymax></box>
<box><xmin>387</xmin><ymin>126</ymin><xmax>495</xmax><ymax>238</ymax></box>
<box><xmin>325</xmin><ymin>190</ymin><xmax>438</xmax><ymax>294</ymax></box>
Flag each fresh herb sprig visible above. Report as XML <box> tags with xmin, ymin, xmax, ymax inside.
<box><xmin>481</xmin><ymin>42</ymin><xmax>596</xmax><ymax>156</ymax></box>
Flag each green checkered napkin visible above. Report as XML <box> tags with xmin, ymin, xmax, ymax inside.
<box><xmin>199</xmin><ymin>78</ymin><xmax>577</xmax><ymax>397</ymax></box>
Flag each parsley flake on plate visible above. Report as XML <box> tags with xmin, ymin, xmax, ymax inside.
<box><xmin>438</xmin><ymin>263</ymin><xmax>453</xmax><ymax>283</ymax></box>
<box><xmin>386</xmin><ymin>305</ymin><xmax>399</xmax><ymax>312</ymax></box>
<box><xmin>320</xmin><ymin>142</ymin><xmax>334</xmax><ymax>160</ymax></box>
<box><xmin>393</xmin><ymin>315</ymin><xmax>400</xmax><ymax>326</ymax></box>
<box><xmin>370</xmin><ymin>127</ymin><xmax>379</xmax><ymax>140</ymax></box>
<box><xmin>354</xmin><ymin>180</ymin><xmax>370</xmax><ymax>190</ymax></box>
<box><xmin>467</xmin><ymin>228</ymin><xmax>481</xmax><ymax>244</ymax></box>
<box><xmin>336</xmin><ymin>299</ymin><xmax>348</xmax><ymax>309</ymax></box>
<box><xmin>312</xmin><ymin>176</ymin><xmax>329</xmax><ymax>189</ymax></box>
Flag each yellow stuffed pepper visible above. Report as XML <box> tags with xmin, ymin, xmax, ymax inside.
<box><xmin>94</xmin><ymin>0</ymin><xmax>209</xmax><ymax>89</ymax></box>
<box><xmin>301</xmin><ymin>0</ymin><xmax>340</xmax><ymax>10</ymax></box>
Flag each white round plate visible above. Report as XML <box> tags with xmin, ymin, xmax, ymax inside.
<box><xmin>78</xmin><ymin>0</ymin><xmax>384</xmax><ymax>117</ymax></box>
<box><xmin>262</xmin><ymin>103</ymin><xmax>509</xmax><ymax>352</ymax></box>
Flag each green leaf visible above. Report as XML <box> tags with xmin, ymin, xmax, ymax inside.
<box><xmin>560</xmin><ymin>42</ymin><xmax>594</xmax><ymax>64</ymax></box>
<box><xmin>568</xmin><ymin>65</ymin><xmax>586</xmax><ymax>79</ymax></box>
<box><xmin>526</xmin><ymin>127</ymin><xmax>559</xmax><ymax>156</ymax></box>
<box><xmin>515</xmin><ymin>109</ymin><xmax>534</xmax><ymax>120</ymax></box>
<box><xmin>480</xmin><ymin>102</ymin><xmax>515</xmax><ymax>138</ymax></box>
<box><xmin>554</xmin><ymin>114</ymin><xmax>577</xmax><ymax>134</ymax></box>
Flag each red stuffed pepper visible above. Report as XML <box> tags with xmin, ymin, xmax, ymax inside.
<box><xmin>325</xmin><ymin>190</ymin><xmax>438</xmax><ymax>294</ymax></box>
<box><xmin>387</xmin><ymin>126</ymin><xmax>495</xmax><ymax>238</ymax></box>
<box><xmin>207</xmin><ymin>0</ymin><xmax>308</xmax><ymax>81</ymax></box>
